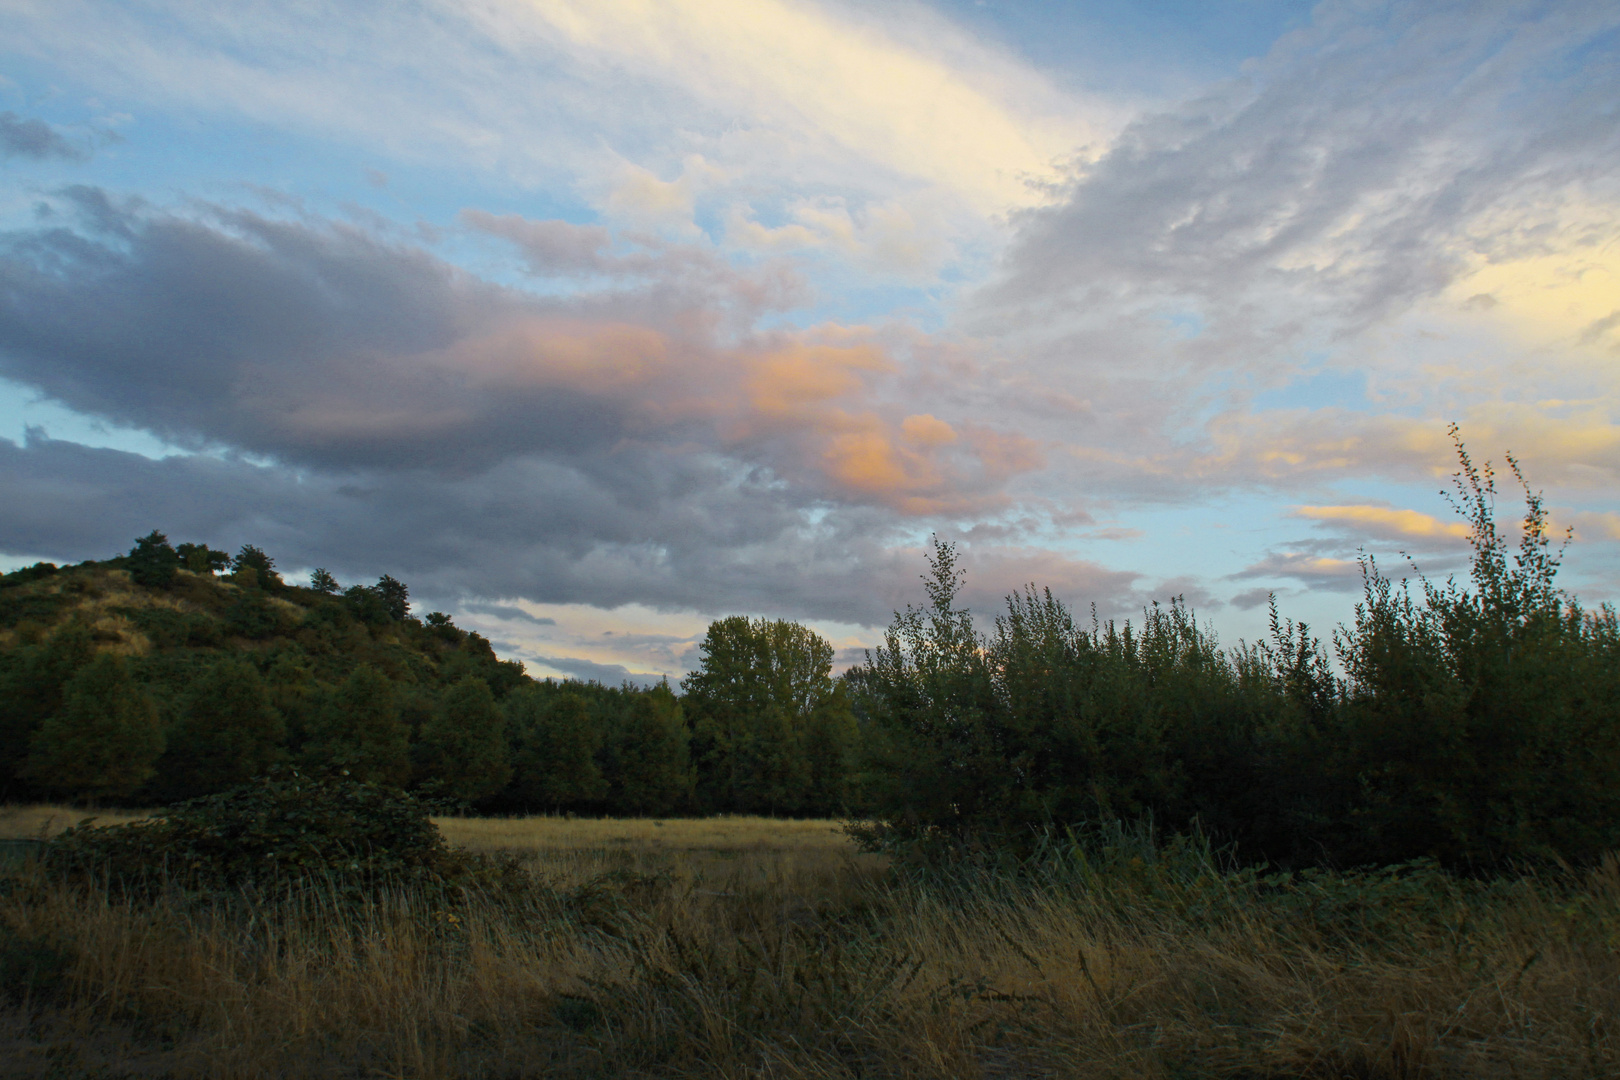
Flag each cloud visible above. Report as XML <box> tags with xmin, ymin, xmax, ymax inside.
<box><xmin>462</xmin><ymin>603</ymin><xmax>557</xmax><ymax>627</ymax></box>
<box><xmin>0</xmin><ymin>111</ymin><xmax>84</xmax><ymax>161</ymax></box>
<box><xmin>512</xmin><ymin>0</ymin><xmax>1102</xmax><ymax>212</ymax></box>
<box><xmin>1230</xmin><ymin>551</ymin><xmax>1364</xmax><ymax>591</ymax></box>
<box><xmin>521</xmin><ymin>653</ymin><xmax>666</xmax><ymax>689</ymax></box>
<box><xmin>1292</xmin><ymin>504</ymin><xmax>1471</xmax><ymax>545</ymax></box>
<box><xmin>970</xmin><ymin>0</ymin><xmax>1620</xmax><ymax>496</ymax></box>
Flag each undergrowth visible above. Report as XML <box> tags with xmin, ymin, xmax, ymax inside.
<box><xmin>1</xmin><ymin>820</ymin><xmax>1616</xmax><ymax>1078</ymax></box>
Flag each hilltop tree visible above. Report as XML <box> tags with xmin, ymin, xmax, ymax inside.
<box><xmin>232</xmin><ymin>545</ymin><xmax>280</xmax><ymax>590</ymax></box>
<box><xmin>309</xmin><ymin>567</ymin><xmax>339</xmax><ymax>595</ymax></box>
<box><xmin>176</xmin><ymin>542</ymin><xmax>232</xmax><ymax>576</ymax></box>
<box><xmin>23</xmin><ymin>653</ymin><xmax>165</xmax><ymax>800</ymax></box>
<box><xmin>127</xmin><ymin>530</ymin><xmax>179</xmax><ymax>588</ymax></box>
<box><xmin>375</xmin><ymin>575</ymin><xmax>410</xmax><ymax>621</ymax></box>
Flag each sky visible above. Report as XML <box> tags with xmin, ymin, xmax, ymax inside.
<box><xmin>1</xmin><ymin>0</ymin><xmax>1616</xmax><ymax>685</ymax></box>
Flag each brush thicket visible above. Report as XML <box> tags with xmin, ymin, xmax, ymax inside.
<box><xmin>2</xmin><ymin>823</ymin><xmax>1616</xmax><ymax>1079</ymax></box>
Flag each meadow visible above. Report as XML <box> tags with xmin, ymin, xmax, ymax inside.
<box><xmin>2</xmin><ymin>809</ymin><xmax>1617</xmax><ymax>1079</ymax></box>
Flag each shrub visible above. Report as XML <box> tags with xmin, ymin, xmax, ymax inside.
<box><xmin>44</xmin><ymin>769</ymin><xmax>491</xmax><ymax>896</ymax></box>
<box><xmin>853</xmin><ymin>431</ymin><xmax>1620</xmax><ymax>873</ymax></box>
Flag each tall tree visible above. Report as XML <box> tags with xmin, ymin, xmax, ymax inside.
<box><xmin>159</xmin><ymin>657</ymin><xmax>287</xmax><ymax>799</ymax></box>
<box><xmin>507</xmin><ymin>688</ymin><xmax>607</xmax><ymax>810</ymax></box>
<box><xmin>414</xmin><ymin>676</ymin><xmax>511</xmax><ymax>803</ymax></box>
<box><xmin>0</xmin><ymin>623</ymin><xmax>94</xmax><ymax>799</ymax></box>
<box><xmin>374</xmin><ymin>575</ymin><xmax>410</xmax><ymax>621</ymax></box>
<box><xmin>682</xmin><ymin>616</ymin><xmax>853</xmax><ymax>815</ymax></box>
<box><xmin>608</xmin><ymin>683</ymin><xmax>692</xmax><ymax>816</ymax></box>
<box><xmin>23</xmin><ymin>653</ymin><xmax>164</xmax><ymax>801</ymax></box>
<box><xmin>301</xmin><ymin>666</ymin><xmax>411</xmax><ymax>786</ymax></box>
<box><xmin>232</xmin><ymin>545</ymin><xmax>281</xmax><ymax>590</ymax></box>
<box><xmin>127</xmin><ymin>530</ymin><xmax>178</xmax><ymax>588</ymax></box>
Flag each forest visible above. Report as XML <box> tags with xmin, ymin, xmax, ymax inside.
<box><xmin>2</xmin><ymin>435</ymin><xmax>1618</xmax><ymax>873</ymax></box>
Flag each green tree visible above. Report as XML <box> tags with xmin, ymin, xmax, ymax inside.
<box><xmin>374</xmin><ymin>575</ymin><xmax>410</xmax><ymax>621</ymax></box>
<box><xmin>414</xmin><ymin>676</ymin><xmax>512</xmax><ymax>803</ymax></box>
<box><xmin>127</xmin><ymin>530</ymin><xmax>179</xmax><ymax>588</ymax></box>
<box><xmin>224</xmin><ymin>587</ymin><xmax>280</xmax><ymax>638</ymax></box>
<box><xmin>0</xmin><ymin>623</ymin><xmax>94</xmax><ymax>799</ymax></box>
<box><xmin>301</xmin><ymin>666</ymin><xmax>410</xmax><ymax>787</ymax></box>
<box><xmin>309</xmin><ymin>567</ymin><xmax>339</xmax><ymax>594</ymax></box>
<box><xmin>1333</xmin><ymin>428</ymin><xmax>1620</xmax><ymax>869</ymax></box>
<box><xmin>506</xmin><ymin>688</ymin><xmax>607</xmax><ymax>809</ymax></box>
<box><xmin>23</xmin><ymin>653</ymin><xmax>164</xmax><ymax>801</ymax></box>
<box><xmin>232</xmin><ymin>545</ymin><xmax>281</xmax><ymax>590</ymax></box>
<box><xmin>608</xmin><ymin>683</ymin><xmax>692</xmax><ymax>816</ymax></box>
<box><xmin>683</xmin><ymin>616</ymin><xmax>852</xmax><ymax>814</ymax></box>
<box><xmin>176</xmin><ymin>542</ymin><xmax>231</xmax><ymax>575</ymax></box>
<box><xmin>344</xmin><ymin>583</ymin><xmax>392</xmax><ymax>625</ymax></box>
<box><xmin>159</xmin><ymin>657</ymin><xmax>288</xmax><ymax>799</ymax></box>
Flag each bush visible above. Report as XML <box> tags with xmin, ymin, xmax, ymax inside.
<box><xmin>853</xmin><ymin>431</ymin><xmax>1620</xmax><ymax>873</ymax></box>
<box><xmin>44</xmin><ymin>769</ymin><xmax>492</xmax><ymax>896</ymax></box>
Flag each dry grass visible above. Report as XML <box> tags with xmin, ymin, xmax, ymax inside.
<box><xmin>435</xmin><ymin>813</ymin><xmax>861</xmax><ymax>852</ymax></box>
<box><xmin>0</xmin><ymin>805</ymin><xmax>154</xmax><ymax>840</ymax></box>
<box><xmin>2</xmin><ymin>819</ymin><xmax>1617</xmax><ymax>1079</ymax></box>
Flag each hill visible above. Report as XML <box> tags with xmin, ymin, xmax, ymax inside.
<box><xmin>0</xmin><ymin>534</ymin><xmax>691</xmax><ymax>813</ymax></box>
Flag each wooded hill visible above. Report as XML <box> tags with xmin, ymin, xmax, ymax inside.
<box><xmin>0</xmin><ymin>534</ymin><xmax>854</xmax><ymax>817</ymax></box>
<box><xmin>4</xmin><ymin>433</ymin><xmax>1619</xmax><ymax>873</ymax></box>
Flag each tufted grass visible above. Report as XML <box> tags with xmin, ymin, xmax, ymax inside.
<box><xmin>1</xmin><ymin>816</ymin><xmax>1616</xmax><ymax>1078</ymax></box>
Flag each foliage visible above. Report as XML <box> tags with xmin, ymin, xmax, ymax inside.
<box><xmin>683</xmin><ymin>615</ymin><xmax>856</xmax><ymax>815</ymax></box>
<box><xmin>0</xmin><ymin>561</ymin><xmax>58</xmax><ymax>586</ymax></box>
<box><xmin>300</xmin><ymin>666</ymin><xmax>411</xmax><ymax>787</ymax></box>
<box><xmin>231</xmin><ymin>544</ymin><xmax>280</xmax><ymax>590</ymax></box>
<box><xmin>22</xmin><ymin>653</ymin><xmax>165</xmax><ymax>800</ymax></box>
<box><xmin>308</xmin><ymin>567</ymin><xmax>339</xmax><ymax>594</ymax></box>
<box><xmin>157</xmin><ymin>657</ymin><xmax>287</xmax><ymax>801</ymax></box>
<box><xmin>374</xmin><ymin>574</ymin><xmax>410</xmax><ymax>621</ymax></box>
<box><xmin>126</xmin><ymin>529</ymin><xmax>178</xmax><ymax>588</ymax></box>
<box><xmin>853</xmin><ymin>431</ymin><xmax>1620</xmax><ymax>872</ymax></box>
<box><xmin>223</xmin><ymin>586</ymin><xmax>280</xmax><ymax>638</ymax></box>
<box><xmin>42</xmin><ymin>769</ymin><xmax>489</xmax><ymax>895</ymax></box>
<box><xmin>343</xmin><ymin>582</ymin><xmax>393</xmax><ymax>625</ymax></box>
<box><xmin>0</xmin><ymin>623</ymin><xmax>94</xmax><ymax>799</ymax></box>
<box><xmin>1332</xmin><ymin>426</ymin><xmax>1620</xmax><ymax>869</ymax></box>
<box><xmin>414</xmin><ymin>676</ymin><xmax>512</xmax><ymax>803</ymax></box>
<box><xmin>176</xmin><ymin>542</ymin><xmax>231</xmax><ymax>576</ymax></box>
<box><xmin>506</xmin><ymin>688</ymin><xmax>608</xmax><ymax>809</ymax></box>
<box><xmin>608</xmin><ymin>683</ymin><xmax>693</xmax><ymax>816</ymax></box>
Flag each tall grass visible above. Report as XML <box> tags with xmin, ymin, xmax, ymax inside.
<box><xmin>3</xmin><ymin>827</ymin><xmax>1617</xmax><ymax>1078</ymax></box>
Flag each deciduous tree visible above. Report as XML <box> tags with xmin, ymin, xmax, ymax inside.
<box><xmin>23</xmin><ymin>653</ymin><xmax>164</xmax><ymax>800</ymax></box>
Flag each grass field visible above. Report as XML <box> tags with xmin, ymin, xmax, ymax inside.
<box><xmin>2</xmin><ymin>807</ymin><xmax>1618</xmax><ymax>1078</ymax></box>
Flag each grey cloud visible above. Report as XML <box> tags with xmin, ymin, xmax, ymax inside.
<box><xmin>462</xmin><ymin>603</ymin><xmax>557</xmax><ymax>626</ymax></box>
<box><xmin>1229</xmin><ymin>586</ymin><xmax>1281</xmax><ymax>611</ymax></box>
<box><xmin>970</xmin><ymin>0</ymin><xmax>1620</xmax><ymax>497</ymax></box>
<box><xmin>0</xmin><ymin>432</ymin><xmax>1147</xmax><ymax>629</ymax></box>
<box><xmin>995</xmin><ymin>2</ymin><xmax>1620</xmax><ymax>336</ymax></box>
<box><xmin>0</xmin><ymin>112</ymin><xmax>84</xmax><ymax>162</ymax></box>
<box><xmin>1230</xmin><ymin>551</ymin><xmax>1364</xmax><ymax>591</ymax></box>
<box><xmin>461</xmin><ymin>208</ymin><xmax>812</xmax><ymax>320</ymax></box>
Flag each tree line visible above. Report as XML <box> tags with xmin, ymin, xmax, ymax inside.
<box><xmin>2</xmin><ymin>432</ymin><xmax>1617</xmax><ymax>870</ymax></box>
<box><xmin>0</xmin><ymin>537</ymin><xmax>857</xmax><ymax>818</ymax></box>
